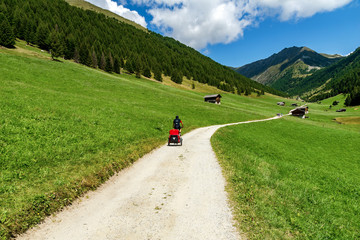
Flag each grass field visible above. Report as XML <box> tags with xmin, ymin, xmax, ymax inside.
<box><xmin>335</xmin><ymin>117</ymin><xmax>360</xmax><ymax>125</ymax></box>
<box><xmin>212</xmin><ymin>99</ymin><xmax>360</xmax><ymax>239</ymax></box>
<box><xmin>0</xmin><ymin>42</ymin><xmax>289</xmax><ymax>239</ymax></box>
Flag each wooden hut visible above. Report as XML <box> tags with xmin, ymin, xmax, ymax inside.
<box><xmin>289</xmin><ymin>107</ymin><xmax>308</xmax><ymax>117</ymax></box>
<box><xmin>204</xmin><ymin>94</ymin><xmax>222</xmax><ymax>104</ymax></box>
<box><xmin>290</xmin><ymin>108</ymin><xmax>305</xmax><ymax>117</ymax></box>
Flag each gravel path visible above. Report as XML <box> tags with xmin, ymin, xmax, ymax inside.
<box><xmin>17</xmin><ymin>116</ymin><xmax>280</xmax><ymax>240</ymax></box>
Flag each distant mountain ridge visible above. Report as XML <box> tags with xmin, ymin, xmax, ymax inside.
<box><xmin>234</xmin><ymin>46</ymin><xmax>343</xmax><ymax>94</ymax></box>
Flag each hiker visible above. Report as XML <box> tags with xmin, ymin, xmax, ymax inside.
<box><xmin>173</xmin><ymin>115</ymin><xmax>183</xmax><ymax>132</ymax></box>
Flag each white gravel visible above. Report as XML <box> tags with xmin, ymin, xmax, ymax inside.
<box><xmin>17</xmin><ymin>116</ymin><xmax>280</xmax><ymax>240</ymax></box>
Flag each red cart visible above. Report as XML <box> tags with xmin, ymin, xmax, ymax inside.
<box><xmin>168</xmin><ymin>129</ymin><xmax>182</xmax><ymax>146</ymax></box>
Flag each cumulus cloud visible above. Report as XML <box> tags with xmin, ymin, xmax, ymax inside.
<box><xmin>85</xmin><ymin>0</ymin><xmax>147</xmax><ymax>28</ymax></box>
<box><xmin>86</xmin><ymin>0</ymin><xmax>353</xmax><ymax>50</ymax></box>
<box><xmin>148</xmin><ymin>0</ymin><xmax>253</xmax><ymax>49</ymax></box>
<box><xmin>130</xmin><ymin>0</ymin><xmax>353</xmax><ymax>50</ymax></box>
<box><xmin>254</xmin><ymin>0</ymin><xmax>353</xmax><ymax>20</ymax></box>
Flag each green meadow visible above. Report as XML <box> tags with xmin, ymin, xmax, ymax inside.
<box><xmin>0</xmin><ymin>42</ymin><xmax>287</xmax><ymax>238</ymax></box>
<box><xmin>212</xmin><ymin>97</ymin><xmax>360</xmax><ymax>239</ymax></box>
<box><xmin>2</xmin><ymin>41</ymin><xmax>359</xmax><ymax>239</ymax></box>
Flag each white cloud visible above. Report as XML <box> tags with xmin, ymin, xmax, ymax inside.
<box><xmin>147</xmin><ymin>0</ymin><xmax>253</xmax><ymax>49</ymax></box>
<box><xmin>86</xmin><ymin>0</ymin><xmax>353</xmax><ymax>50</ymax></box>
<box><xmin>85</xmin><ymin>0</ymin><xmax>147</xmax><ymax>28</ymax></box>
<box><xmin>254</xmin><ymin>0</ymin><xmax>353</xmax><ymax>20</ymax></box>
<box><xmin>136</xmin><ymin>0</ymin><xmax>352</xmax><ymax>50</ymax></box>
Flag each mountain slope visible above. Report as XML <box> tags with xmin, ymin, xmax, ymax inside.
<box><xmin>299</xmin><ymin>47</ymin><xmax>360</xmax><ymax>105</ymax></box>
<box><xmin>1</xmin><ymin>0</ymin><xmax>284</xmax><ymax>97</ymax></box>
<box><xmin>234</xmin><ymin>47</ymin><xmax>343</xmax><ymax>94</ymax></box>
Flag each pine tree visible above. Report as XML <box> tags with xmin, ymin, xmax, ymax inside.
<box><xmin>119</xmin><ymin>58</ymin><xmax>125</xmax><ymax>68</ymax></box>
<box><xmin>154</xmin><ymin>69</ymin><xmax>163</xmax><ymax>82</ymax></box>
<box><xmin>345</xmin><ymin>95</ymin><xmax>352</xmax><ymax>106</ymax></box>
<box><xmin>171</xmin><ymin>71</ymin><xmax>183</xmax><ymax>84</ymax></box>
<box><xmin>0</xmin><ymin>13</ymin><xmax>15</xmax><ymax>48</ymax></box>
<box><xmin>132</xmin><ymin>56</ymin><xmax>141</xmax><ymax>75</ymax></box>
<box><xmin>64</xmin><ymin>37</ymin><xmax>75</xmax><ymax>60</ymax></box>
<box><xmin>125</xmin><ymin>59</ymin><xmax>134</xmax><ymax>74</ymax></box>
<box><xmin>79</xmin><ymin>44</ymin><xmax>91</xmax><ymax>66</ymax></box>
<box><xmin>105</xmin><ymin>51</ymin><xmax>114</xmax><ymax>72</ymax></box>
<box><xmin>113</xmin><ymin>57</ymin><xmax>121</xmax><ymax>74</ymax></box>
<box><xmin>143</xmin><ymin>67</ymin><xmax>151</xmax><ymax>78</ymax></box>
<box><xmin>91</xmin><ymin>50</ymin><xmax>98</xmax><ymax>68</ymax></box>
<box><xmin>36</xmin><ymin>23</ymin><xmax>50</xmax><ymax>50</ymax></box>
<box><xmin>49</xmin><ymin>29</ymin><xmax>64</xmax><ymax>60</ymax></box>
<box><xmin>24</xmin><ymin>20</ymin><xmax>36</xmax><ymax>45</ymax></box>
<box><xmin>100</xmin><ymin>52</ymin><xmax>106</xmax><ymax>71</ymax></box>
<box><xmin>73</xmin><ymin>48</ymin><xmax>80</xmax><ymax>63</ymax></box>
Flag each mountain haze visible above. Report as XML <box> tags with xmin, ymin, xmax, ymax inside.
<box><xmin>234</xmin><ymin>46</ymin><xmax>343</xmax><ymax>94</ymax></box>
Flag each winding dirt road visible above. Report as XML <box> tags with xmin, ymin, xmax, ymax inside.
<box><xmin>18</xmin><ymin>116</ymin><xmax>280</xmax><ymax>240</ymax></box>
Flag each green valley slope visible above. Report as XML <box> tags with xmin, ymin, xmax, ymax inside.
<box><xmin>0</xmin><ymin>41</ymin><xmax>288</xmax><ymax>239</ymax></box>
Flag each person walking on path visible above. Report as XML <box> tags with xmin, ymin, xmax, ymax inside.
<box><xmin>173</xmin><ymin>115</ymin><xmax>183</xmax><ymax>132</ymax></box>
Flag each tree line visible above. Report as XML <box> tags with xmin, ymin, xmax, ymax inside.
<box><xmin>0</xmin><ymin>0</ymin><xmax>285</xmax><ymax>97</ymax></box>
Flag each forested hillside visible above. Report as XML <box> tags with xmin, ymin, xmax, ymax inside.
<box><xmin>299</xmin><ymin>48</ymin><xmax>360</xmax><ymax>106</ymax></box>
<box><xmin>0</xmin><ymin>0</ymin><xmax>284</xmax><ymax>96</ymax></box>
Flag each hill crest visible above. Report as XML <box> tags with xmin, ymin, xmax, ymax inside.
<box><xmin>64</xmin><ymin>0</ymin><xmax>147</xmax><ymax>31</ymax></box>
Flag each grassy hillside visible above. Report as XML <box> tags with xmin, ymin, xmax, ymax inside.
<box><xmin>2</xmin><ymin>0</ymin><xmax>284</xmax><ymax>97</ymax></box>
<box><xmin>0</xmin><ymin>42</ymin><xmax>288</xmax><ymax>239</ymax></box>
<box><xmin>212</xmin><ymin>98</ymin><xmax>360</xmax><ymax>239</ymax></box>
<box><xmin>64</xmin><ymin>0</ymin><xmax>147</xmax><ymax>31</ymax></box>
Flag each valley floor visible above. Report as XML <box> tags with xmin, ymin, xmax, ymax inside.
<box><xmin>17</xmin><ymin>117</ymin><xmax>280</xmax><ymax>240</ymax></box>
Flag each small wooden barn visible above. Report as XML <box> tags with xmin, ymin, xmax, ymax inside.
<box><xmin>204</xmin><ymin>94</ymin><xmax>222</xmax><ymax>104</ymax></box>
<box><xmin>289</xmin><ymin>107</ymin><xmax>309</xmax><ymax>117</ymax></box>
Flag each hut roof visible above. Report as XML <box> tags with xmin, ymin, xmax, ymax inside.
<box><xmin>204</xmin><ymin>94</ymin><xmax>222</xmax><ymax>99</ymax></box>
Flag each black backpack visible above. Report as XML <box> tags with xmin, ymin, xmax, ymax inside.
<box><xmin>173</xmin><ymin>118</ymin><xmax>181</xmax><ymax>129</ymax></box>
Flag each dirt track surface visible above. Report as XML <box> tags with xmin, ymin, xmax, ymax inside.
<box><xmin>18</xmin><ymin>116</ymin><xmax>280</xmax><ymax>240</ymax></box>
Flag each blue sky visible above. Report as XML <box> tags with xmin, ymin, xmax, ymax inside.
<box><xmin>87</xmin><ymin>0</ymin><xmax>360</xmax><ymax>67</ymax></box>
